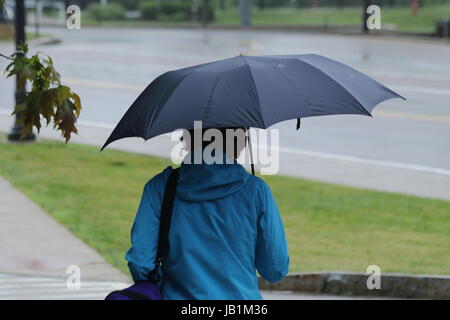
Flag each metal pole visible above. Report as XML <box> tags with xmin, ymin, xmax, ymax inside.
<box><xmin>8</xmin><ymin>0</ymin><xmax>35</xmax><ymax>142</ymax></box>
<box><xmin>34</xmin><ymin>0</ymin><xmax>39</xmax><ymax>37</ymax></box>
<box><xmin>15</xmin><ymin>0</ymin><xmax>25</xmax><ymax>46</ymax></box>
<box><xmin>246</xmin><ymin>127</ymin><xmax>255</xmax><ymax>175</ymax></box>
<box><xmin>36</xmin><ymin>0</ymin><xmax>43</xmax><ymax>32</ymax></box>
<box><xmin>362</xmin><ymin>0</ymin><xmax>370</xmax><ymax>34</ymax></box>
<box><xmin>201</xmin><ymin>0</ymin><xmax>209</xmax><ymax>27</ymax></box>
<box><xmin>239</xmin><ymin>0</ymin><xmax>251</xmax><ymax>29</ymax></box>
<box><xmin>0</xmin><ymin>1</ymin><xmax>7</xmax><ymax>23</ymax></box>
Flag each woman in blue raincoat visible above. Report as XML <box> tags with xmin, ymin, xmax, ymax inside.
<box><xmin>125</xmin><ymin>127</ymin><xmax>289</xmax><ymax>300</ymax></box>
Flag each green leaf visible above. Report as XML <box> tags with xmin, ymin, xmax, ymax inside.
<box><xmin>70</xmin><ymin>92</ymin><xmax>82</xmax><ymax>116</ymax></box>
<box><xmin>2</xmin><ymin>43</ymin><xmax>82</xmax><ymax>142</ymax></box>
<box><xmin>54</xmin><ymin>99</ymin><xmax>78</xmax><ymax>143</ymax></box>
<box><xmin>56</xmin><ymin>85</ymin><xmax>71</xmax><ymax>105</ymax></box>
<box><xmin>40</xmin><ymin>89</ymin><xmax>57</xmax><ymax>124</ymax></box>
<box><xmin>11</xmin><ymin>102</ymin><xmax>28</xmax><ymax>115</ymax></box>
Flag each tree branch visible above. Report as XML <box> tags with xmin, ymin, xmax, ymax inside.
<box><xmin>0</xmin><ymin>53</ymin><xmax>13</xmax><ymax>60</ymax></box>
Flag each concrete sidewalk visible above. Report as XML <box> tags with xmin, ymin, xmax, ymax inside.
<box><xmin>0</xmin><ymin>273</ymin><xmax>128</xmax><ymax>300</ymax></box>
<box><xmin>0</xmin><ymin>175</ymin><xmax>129</xmax><ymax>283</ymax></box>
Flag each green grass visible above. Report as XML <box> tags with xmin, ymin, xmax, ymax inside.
<box><xmin>0</xmin><ymin>31</ymin><xmax>50</xmax><ymax>42</ymax></box>
<box><xmin>71</xmin><ymin>5</ymin><xmax>450</xmax><ymax>34</ymax></box>
<box><xmin>1</xmin><ymin>135</ymin><xmax>450</xmax><ymax>276</ymax></box>
<box><xmin>215</xmin><ymin>6</ymin><xmax>362</xmax><ymax>27</ymax></box>
<box><xmin>215</xmin><ymin>5</ymin><xmax>450</xmax><ymax>33</ymax></box>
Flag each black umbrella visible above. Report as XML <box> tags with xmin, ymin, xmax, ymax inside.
<box><xmin>101</xmin><ymin>54</ymin><xmax>404</xmax><ymax>173</ymax></box>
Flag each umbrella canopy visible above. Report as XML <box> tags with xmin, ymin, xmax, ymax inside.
<box><xmin>101</xmin><ymin>54</ymin><xmax>404</xmax><ymax>150</ymax></box>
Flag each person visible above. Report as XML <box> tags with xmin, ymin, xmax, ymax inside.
<box><xmin>125</xmin><ymin>127</ymin><xmax>289</xmax><ymax>300</ymax></box>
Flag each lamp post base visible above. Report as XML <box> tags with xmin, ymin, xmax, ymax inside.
<box><xmin>7</xmin><ymin>125</ymin><xmax>36</xmax><ymax>142</ymax></box>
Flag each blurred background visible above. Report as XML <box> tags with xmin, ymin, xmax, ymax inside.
<box><xmin>2</xmin><ymin>0</ymin><xmax>450</xmax><ymax>34</ymax></box>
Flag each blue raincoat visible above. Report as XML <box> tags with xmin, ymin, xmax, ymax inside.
<box><xmin>125</xmin><ymin>158</ymin><xmax>289</xmax><ymax>300</ymax></box>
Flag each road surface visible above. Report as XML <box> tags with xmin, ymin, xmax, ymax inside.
<box><xmin>1</xmin><ymin>27</ymin><xmax>449</xmax><ymax>200</ymax></box>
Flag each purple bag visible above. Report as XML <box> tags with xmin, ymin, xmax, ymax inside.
<box><xmin>105</xmin><ymin>281</ymin><xmax>162</xmax><ymax>300</ymax></box>
<box><xmin>105</xmin><ymin>169</ymin><xmax>179</xmax><ymax>300</ymax></box>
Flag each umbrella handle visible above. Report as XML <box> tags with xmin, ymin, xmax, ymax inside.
<box><xmin>246</xmin><ymin>127</ymin><xmax>255</xmax><ymax>176</ymax></box>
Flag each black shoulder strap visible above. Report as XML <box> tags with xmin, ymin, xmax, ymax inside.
<box><xmin>157</xmin><ymin>167</ymin><xmax>179</xmax><ymax>262</ymax></box>
<box><xmin>148</xmin><ymin>167</ymin><xmax>179</xmax><ymax>281</ymax></box>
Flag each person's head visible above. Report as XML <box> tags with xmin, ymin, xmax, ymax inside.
<box><xmin>181</xmin><ymin>127</ymin><xmax>248</xmax><ymax>161</ymax></box>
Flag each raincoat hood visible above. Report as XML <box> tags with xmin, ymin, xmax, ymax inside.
<box><xmin>177</xmin><ymin>151</ymin><xmax>249</xmax><ymax>202</ymax></box>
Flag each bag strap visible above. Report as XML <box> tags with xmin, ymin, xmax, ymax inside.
<box><xmin>105</xmin><ymin>289</ymin><xmax>151</xmax><ymax>300</ymax></box>
<box><xmin>148</xmin><ymin>167</ymin><xmax>179</xmax><ymax>282</ymax></box>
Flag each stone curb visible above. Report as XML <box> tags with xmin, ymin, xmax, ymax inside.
<box><xmin>35</xmin><ymin>21</ymin><xmax>441</xmax><ymax>41</ymax></box>
<box><xmin>259</xmin><ymin>272</ymin><xmax>450</xmax><ymax>299</ymax></box>
<box><xmin>28</xmin><ymin>36</ymin><xmax>62</xmax><ymax>46</ymax></box>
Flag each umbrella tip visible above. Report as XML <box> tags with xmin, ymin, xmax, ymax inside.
<box><xmin>296</xmin><ymin>118</ymin><xmax>301</xmax><ymax>130</ymax></box>
<box><xmin>393</xmin><ymin>90</ymin><xmax>407</xmax><ymax>101</ymax></box>
<box><xmin>100</xmin><ymin>142</ymin><xmax>108</xmax><ymax>152</ymax></box>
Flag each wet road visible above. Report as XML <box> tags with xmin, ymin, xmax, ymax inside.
<box><xmin>1</xmin><ymin>27</ymin><xmax>449</xmax><ymax>199</ymax></box>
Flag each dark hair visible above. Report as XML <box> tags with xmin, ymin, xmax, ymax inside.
<box><xmin>181</xmin><ymin>127</ymin><xmax>247</xmax><ymax>159</ymax></box>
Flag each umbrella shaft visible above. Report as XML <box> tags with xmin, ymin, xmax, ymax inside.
<box><xmin>247</xmin><ymin>127</ymin><xmax>255</xmax><ymax>175</ymax></box>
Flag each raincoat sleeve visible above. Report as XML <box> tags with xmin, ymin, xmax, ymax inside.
<box><xmin>125</xmin><ymin>169</ymin><xmax>169</xmax><ymax>283</ymax></box>
<box><xmin>255</xmin><ymin>181</ymin><xmax>290</xmax><ymax>283</ymax></box>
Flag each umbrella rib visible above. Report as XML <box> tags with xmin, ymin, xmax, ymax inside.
<box><xmin>202</xmin><ymin>74</ymin><xmax>221</xmax><ymax>124</ymax></box>
<box><xmin>144</xmin><ymin>70</ymin><xmax>194</xmax><ymax>138</ymax></box>
<box><xmin>294</xmin><ymin>58</ymin><xmax>373</xmax><ymax>117</ymax></box>
<box><xmin>268</xmin><ymin>64</ymin><xmax>314</xmax><ymax>119</ymax></box>
<box><xmin>239</xmin><ymin>55</ymin><xmax>267</xmax><ymax>128</ymax></box>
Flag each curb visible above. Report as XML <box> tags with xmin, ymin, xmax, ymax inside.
<box><xmin>29</xmin><ymin>37</ymin><xmax>62</xmax><ymax>46</ymax></box>
<box><xmin>259</xmin><ymin>272</ymin><xmax>450</xmax><ymax>299</ymax></box>
<box><xmin>0</xmin><ymin>36</ymin><xmax>61</xmax><ymax>46</ymax></box>
<box><xmin>36</xmin><ymin>22</ymin><xmax>445</xmax><ymax>42</ymax></box>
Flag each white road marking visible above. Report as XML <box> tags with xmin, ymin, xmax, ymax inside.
<box><xmin>365</xmin><ymin>70</ymin><xmax>450</xmax><ymax>83</ymax></box>
<box><xmin>390</xmin><ymin>85</ymin><xmax>450</xmax><ymax>97</ymax></box>
<box><xmin>0</xmin><ymin>273</ymin><xmax>129</xmax><ymax>300</ymax></box>
<box><xmin>63</xmin><ymin>77</ymin><xmax>145</xmax><ymax>92</ymax></box>
<box><xmin>364</xmin><ymin>68</ymin><xmax>450</xmax><ymax>82</ymax></box>
<box><xmin>374</xmin><ymin>110</ymin><xmax>450</xmax><ymax>124</ymax></box>
<box><xmin>277</xmin><ymin>146</ymin><xmax>450</xmax><ymax>177</ymax></box>
<box><xmin>0</xmin><ymin>109</ymin><xmax>115</xmax><ymax>129</ymax></box>
<box><xmin>76</xmin><ymin>119</ymin><xmax>115</xmax><ymax>130</ymax></box>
